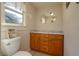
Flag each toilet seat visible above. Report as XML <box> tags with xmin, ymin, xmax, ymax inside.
<box><xmin>13</xmin><ymin>51</ymin><xmax>32</xmax><ymax>56</ymax></box>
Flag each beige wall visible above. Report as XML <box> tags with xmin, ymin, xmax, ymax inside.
<box><xmin>1</xmin><ymin>2</ymin><xmax>36</xmax><ymax>52</ymax></box>
<box><xmin>20</xmin><ymin>3</ymin><xmax>36</xmax><ymax>51</ymax></box>
<box><xmin>0</xmin><ymin>3</ymin><xmax>2</xmax><ymax>56</ymax></box>
<box><xmin>63</xmin><ymin>2</ymin><xmax>79</xmax><ymax>56</ymax></box>
<box><xmin>35</xmin><ymin>3</ymin><xmax>63</xmax><ymax>31</ymax></box>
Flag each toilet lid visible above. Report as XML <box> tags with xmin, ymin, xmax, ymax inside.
<box><xmin>13</xmin><ymin>51</ymin><xmax>32</xmax><ymax>56</ymax></box>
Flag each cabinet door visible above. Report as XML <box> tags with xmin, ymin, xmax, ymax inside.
<box><xmin>49</xmin><ymin>35</ymin><xmax>63</xmax><ymax>56</ymax></box>
<box><xmin>54</xmin><ymin>39</ymin><xmax>63</xmax><ymax>56</ymax></box>
<box><xmin>30</xmin><ymin>33</ymin><xmax>40</xmax><ymax>50</ymax></box>
<box><xmin>48</xmin><ymin>39</ymin><xmax>57</xmax><ymax>55</ymax></box>
<box><xmin>49</xmin><ymin>39</ymin><xmax>63</xmax><ymax>56</ymax></box>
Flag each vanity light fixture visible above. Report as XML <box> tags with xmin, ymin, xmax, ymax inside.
<box><xmin>49</xmin><ymin>11</ymin><xmax>56</xmax><ymax>23</ymax></box>
<box><xmin>41</xmin><ymin>11</ymin><xmax>56</xmax><ymax>24</ymax></box>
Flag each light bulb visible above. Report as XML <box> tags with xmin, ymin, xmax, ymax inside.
<box><xmin>41</xmin><ymin>17</ymin><xmax>45</xmax><ymax>24</ymax></box>
<box><xmin>53</xmin><ymin>18</ymin><xmax>56</xmax><ymax>21</ymax></box>
<box><xmin>50</xmin><ymin>12</ymin><xmax>54</xmax><ymax>16</ymax></box>
<box><xmin>50</xmin><ymin>13</ymin><xmax>54</xmax><ymax>16</ymax></box>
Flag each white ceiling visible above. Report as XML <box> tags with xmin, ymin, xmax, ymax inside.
<box><xmin>31</xmin><ymin>2</ymin><xmax>63</xmax><ymax>8</ymax></box>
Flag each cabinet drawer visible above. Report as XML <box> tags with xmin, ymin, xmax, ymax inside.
<box><xmin>40</xmin><ymin>42</ymin><xmax>48</xmax><ymax>45</ymax></box>
<box><xmin>49</xmin><ymin>34</ymin><xmax>56</xmax><ymax>38</ymax></box>
<box><xmin>40</xmin><ymin>38</ymin><xmax>48</xmax><ymax>41</ymax></box>
<box><xmin>40</xmin><ymin>39</ymin><xmax>48</xmax><ymax>43</ymax></box>
<box><xmin>55</xmin><ymin>35</ymin><xmax>64</xmax><ymax>39</ymax></box>
<box><xmin>40</xmin><ymin>42</ymin><xmax>48</xmax><ymax>47</ymax></box>
<box><xmin>40</xmin><ymin>39</ymin><xmax>48</xmax><ymax>45</ymax></box>
<box><xmin>40</xmin><ymin>46</ymin><xmax>48</xmax><ymax>52</ymax></box>
<box><xmin>40</xmin><ymin>34</ymin><xmax>49</xmax><ymax>38</ymax></box>
<box><xmin>49</xmin><ymin>34</ymin><xmax>64</xmax><ymax>39</ymax></box>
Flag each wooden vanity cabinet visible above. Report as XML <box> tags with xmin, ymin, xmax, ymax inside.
<box><xmin>30</xmin><ymin>33</ymin><xmax>40</xmax><ymax>50</ymax></box>
<box><xmin>30</xmin><ymin>33</ymin><xmax>64</xmax><ymax>56</ymax></box>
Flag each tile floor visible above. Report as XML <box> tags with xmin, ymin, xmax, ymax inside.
<box><xmin>30</xmin><ymin>50</ymin><xmax>50</xmax><ymax>56</ymax></box>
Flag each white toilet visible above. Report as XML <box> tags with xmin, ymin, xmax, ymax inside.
<box><xmin>1</xmin><ymin>37</ymin><xmax>32</xmax><ymax>56</ymax></box>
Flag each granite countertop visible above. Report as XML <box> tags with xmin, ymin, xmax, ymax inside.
<box><xmin>31</xmin><ymin>30</ymin><xmax>64</xmax><ymax>35</ymax></box>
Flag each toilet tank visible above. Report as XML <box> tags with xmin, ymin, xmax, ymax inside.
<box><xmin>1</xmin><ymin>37</ymin><xmax>20</xmax><ymax>56</ymax></box>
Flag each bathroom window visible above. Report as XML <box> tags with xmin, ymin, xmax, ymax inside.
<box><xmin>2</xmin><ymin>2</ymin><xmax>25</xmax><ymax>26</ymax></box>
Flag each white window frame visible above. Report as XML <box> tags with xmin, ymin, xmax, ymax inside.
<box><xmin>1</xmin><ymin>3</ymin><xmax>26</xmax><ymax>26</ymax></box>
